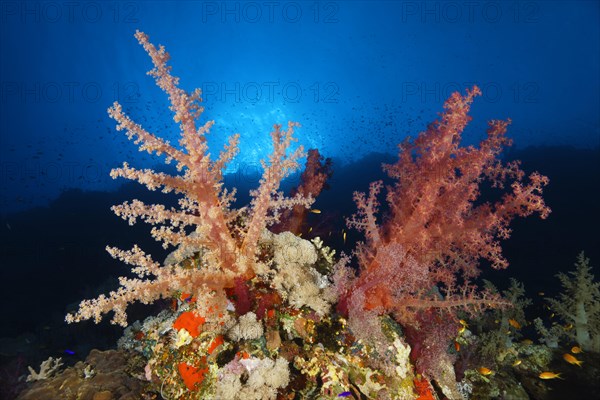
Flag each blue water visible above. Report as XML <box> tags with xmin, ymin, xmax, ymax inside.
<box><xmin>1</xmin><ymin>1</ymin><xmax>598</xmax><ymax>214</ymax></box>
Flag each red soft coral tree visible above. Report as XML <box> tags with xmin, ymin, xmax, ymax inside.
<box><xmin>272</xmin><ymin>148</ymin><xmax>333</xmax><ymax>235</ymax></box>
<box><xmin>337</xmin><ymin>86</ymin><xmax>550</xmax><ymax>380</ymax></box>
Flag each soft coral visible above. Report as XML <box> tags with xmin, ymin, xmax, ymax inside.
<box><xmin>338</xmin><ymin>86</ymin><xmax>550</xmax><ymax>391</ymax></box>
<box><xmin>342</xmin><ymin>86</ymin><xmax>550</xmax><ymax>323</ymax></box>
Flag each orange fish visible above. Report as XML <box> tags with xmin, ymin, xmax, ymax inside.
<box><xmin>310</xmin><ymin>209</ymin><xmax>321</xmax><ymax>214</ymax></box>
<box><xmin>563</xmin><ymin>353</ymin><xmax>583</xmax><ymax>367</ymax></box>
<box><xmin>539</xmin><ymin>372</ymin><xmax>562</xmax><ymax>380</ymax></box>
<box><xmin>571</xmin><ymin>346</ymin><xmax>583</xmax><ymax>354</ymax></box>
<box><xmin>454</xmin><ymin>341</ymin><xmax>460</xmax><ymax>352</ymax></box>
<box><xmin>478</xmin><ymin>367</ymin><xmax>493</xmax><ymax>376</ymax></box>
<box><xmin>508</xmin><ymin>319</ymin><xmax>521</xmax><ymax>329</ymax></box>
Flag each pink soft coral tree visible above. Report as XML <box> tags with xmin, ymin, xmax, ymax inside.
<box><xmin>337</xmin><ymin>86</ymin><xmax>550</xmax><ymax>380</ymax></box>
<box><xmin>66</xmin><ymin>31</ymin><xmax>313</xmax><ymax>327</ymax></box>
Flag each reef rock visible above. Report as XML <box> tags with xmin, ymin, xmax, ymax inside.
<box><xmin>16</xmin><ymin>349</ymin><xmax>147</xmax><ymax>400</ymax></box>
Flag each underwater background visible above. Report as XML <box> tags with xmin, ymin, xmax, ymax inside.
<box><xmin>0</xmin><ymin>1</ymin><xmax>599</xmax><ymax>399</ymax></box>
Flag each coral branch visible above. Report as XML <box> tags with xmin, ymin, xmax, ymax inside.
<box><xmin>242</xmin><ymin>122</ymin><xmax>313</xmax><ymax>258</ymax></box>
<box><xmin>347</xmin><ymin>180</ymin><xmax>383</xmax><ymax>249</ymax></box>
<box><xmin>272</xmin><ymin>148</ymin><xmax>332</xmax><ymax>234</ymax></box>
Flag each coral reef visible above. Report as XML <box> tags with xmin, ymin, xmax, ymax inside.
<box><xmin>25</xmin><ymin>357</ymin><xmax>63</xmax><ymax>382</ymax></box>
<box><xmin>17</xmin><ymin>350</ymin><xmax>146</xmax><ymax>400</ymax></box>
<box><xmin>56</xmin><ymin>31</ymin><xmax>553</xmax><ymax>399</ymax></box>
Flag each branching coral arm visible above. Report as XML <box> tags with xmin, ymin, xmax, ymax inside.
<box><xmin>347</xmin><ymin>180</ymin><xmax>383</xmax><ymax>247</ymax></box>
<box><xmin>110</xmin><ymin>162</ymin><xmax>190</xmax><ymax>194</ymax></box>
<box><xmin>108</xmin><ymin>102</ymin><xmax>189</xmax><ymax>169</ymax></box>
<box><xmin>111</xmin><ymin>199</ymin><xmax>199</xmax><ymax>227</ymax></box>
<box><xmin>212</xmin><ymin>134</ymin><xmax>241</xmax><ymax>181</ymax></box>
<box><xmin>134</xmin><ymin>30</ymin><xmax>205</xmax><ymax>149</ymax></box>
<box><xmin>242</xmin><ymin>122</ymin><xmax>312</xmax><ymax>262</ymax></box>
<box><xmin>65</xmin><ymin>267</ymin><xmax>233</xmax><ymax>326</ymax></box>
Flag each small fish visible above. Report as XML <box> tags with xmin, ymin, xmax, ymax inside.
<box><xmin>459</xmin><ymin>319</ymin><xmax>468</xmax><ymax>327</ymax></box>
<box><xmin>458</xmin><ymin>325</ymin><xmax>466</xmax><ymax>334</ymax></box>
<box><xmin>478</xmin><ymin>367</ymin><xmax>493</xmax><ymax>376</ymax></box>
<box><xmin>64</xmin><ymin>349</ymin><xmax>75</xmax><ymax>355</ymax></box>
<box><xmin>508</xmin><ymin>319</ymin><xmax>521</xmax><ymax>329</ymax></box>
<box><xmin>539</xmin><ymin>371</ymin><xmax>562</xmax><ymax>380</ymax></box>
<box><xmin>338</xmin><ymin>392</ymin><xmax>352</xmax><ymax>398</ymax></box>
<box><xmin>309</xmin><ymin>209</ymin><xmax>321</xmax><ymax>214</ymax></box>
<box><xmin>571</xmin><ymin>346</ymin><xmax>583</xmax><ymax>354</ymax></box>
<box><xmin>521</xmin><ymin>339</ymin><xmax>533</xmax><ymax>345</ymax></box>
<box><xmin>308</xmin><ymin>227</ymin><xmax>312</xmax><ymax>233</ymax></box>
<box><xmin>538</xmin><ymin>291</ymin><xmax>545</xmax><ymax>296</ymax></box>
<box><xmin>512</xmin><ymin>359</ymin><xmax>522</xmax><ymax>367</ymax></box>
<box><xmin>564</xmin><ymin>323</ymin><xmax>574</xmax><ymax>331</ymax></box>
<box><xmin>454</xmin><ymin>341</ymin><xmax>460</xmax><ymax>352</ymax></box>
<box><xmin>550</xmin><ymin>313</ymin><xmax>555</xmax><ymax>319</ymax></box>
<box><xmin>343</xmin><ymin>230</ymin><xmax>347</xmax><ymax>244</ymax></box>
<box><xmin>563</xmin><ymin>353</ymin><xmax>583</xmax><ymax>367</ymax></box>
